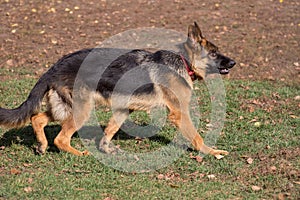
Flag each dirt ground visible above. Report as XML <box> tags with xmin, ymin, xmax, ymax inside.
<box><xmin>0</xmin><ymin>0</ymin><xmax>299</xmax><ymax>83</ymax></box>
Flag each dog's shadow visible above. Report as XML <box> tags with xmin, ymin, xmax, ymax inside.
<box><xmin>0</xmin><ymin>123</ymin><xmax>172</xmax><ymax>153</ymax></box>
<box><xmin>0</xmin><ymin>125</ymin><xmax>62</xmax><ymax>153</ymax></box>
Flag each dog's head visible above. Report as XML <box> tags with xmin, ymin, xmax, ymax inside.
<box><xmin>186</xmin><ymin>22</ymin><xmax>236</xmax><ymax>78</ymax></box>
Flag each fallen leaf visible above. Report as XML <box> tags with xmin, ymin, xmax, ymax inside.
<box><xmin>24</xmin><ymin>187</ymin><xmax>33</xmax><ymax>193</ymax></box>
<box><xmin>133</xmin><ymin>155</ymin><xmax>139</xmax><ymax>161</ymax></box>
<box><xmin>195</xmin><ymin>156</ymin><xmax>203</xmax><ymax>163</ymax></box>
<box><xmin>169</xmin><ymin>184</ymin><xmax>180</xmax><ymax>188</ymax></box>
<box><xmin>290</xmin><ymin>115</ymin><xmax>299</xmax><ymax>119</ymax></box>
<box><xmin>276</xmin><ymin>193</ymin><xmax>286</xmax><ymax>200</ymax></box>
<box><xmin>157</xmin><ymin>174</ymin><xmax>164</xmax><ymax>180</ymax></box>
<box><xmin>251</xmin><ymin>99</ymin><xmax>261</xmax><ymax>105</ymax></box>
<box><xmin>75</xmin><ymin>188</ymin><xmax>85</xmax><ymax>191</ymax></box>
<box><xmin>104</xmin><ymin>198</ymin><xmax>114</xmax><ymax>200</ymax></box>
<box><xmin>23</xmin><ymin>163</ymin><xmax>33</xmax><ymax>167</ymax></box>
<box><xmin>27</xmin><ymin>178</ymin><xmax>33</xmax><ymax>184</ymax></box>
<box><xmin>270</xmin><ymin>166</ymin><xmax>277</xmax><ymax>171</ymax></box>
<box><xmin>294</xmin><ymin>181</ymin><xmax>300</xmax><ymax>185</ymax></box>
<box><xmin>254</xmin><ymin>122</ymin><xmax>262</xmax><ymax>127</ymax></box>
<box><xmin>240</xmin><ymin>63</ymin><xmax>247</xmax><ymax>67</ymax></box>
<box><xmin>207</xmin><ymin>174</ymin><xmax>216</xmax><ymax>180</ymax></box>
<box><xmin>189</xmin><ymin>153</ymin><xmax>203</xmax><ymax>163</ymax></box>
<box><xmin>51</xmin><ymin>39</ymin><xmax>58</xmax><ymax>45</ymax></box>
<box><xmin>289</xmin><ymin>170</ymin><xmax>297</xmax><ymax>176</ymax></box>
<box><xmin>248</xmin><ymin>118</ymin><xmax>258</xmax><ymax>123</ymax></box>
<box><xmin>48</xmin><ymin>8</ymin><xmax>56</xmax><ymax>13</ymax></box>
<box><xmin>246</xmin><ymin>157</ymin><xmax>254</xmax><ymax>164</ymax></box>
<box><xmin>251</xmin><ymin>185</ymin><xmax>261</xmax><ymax>191</ymax></box>
<box><xmin>215</xmin><ymin>154</ymin><xmax>224</xmax><ymax>160</ymax></box>
<box><xmin>10</xmin><ymin>168</ymin><xmax>21</xmax><ymax>175</ymax></box>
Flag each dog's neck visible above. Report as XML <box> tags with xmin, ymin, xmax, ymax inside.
<box><xmin>181</xmin><ymin>42</ymin><xmax>207</xmax><ymax>80</ymax></box>
<box><xmin>180</xmin><ymin>54</ymin><xmax>195</xmax><ymax>81</ymax></box>
<box><xmin>182</xmin><ymin>42</ymin><xmax>194</xmax><ymax>63</ymax></box>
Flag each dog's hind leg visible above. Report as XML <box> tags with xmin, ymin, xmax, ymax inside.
<box><xmin>31</xmin><ymin>112</ymin><xmax>52</xmax><ymax>154</ymax></box>
<box><xmin>53</xmin><ymin>115</ymin><xmax>89</xmax><ymax>156</ymax></box>
<box><xmin>99</xmin><ymin>110</ymin><xmax>129</xmax><ymax>154</ymax></box>
<box><xmin>52</xmin><ymin>98</ymin><xmax>93</xmax><ymax>156</ymax></box>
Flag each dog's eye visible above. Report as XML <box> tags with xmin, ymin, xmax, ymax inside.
<box><xmin>210</xmin><ymin>52</ymin><xmax>217</xmax><ymax>58</ymax></box>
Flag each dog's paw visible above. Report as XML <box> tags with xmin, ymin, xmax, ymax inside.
<box><xmin>99</xmin><ymin>144</ymin><xmax>123</xmax><ymax>154</ymax></box>
<box><xmin>99</xmin><ymin>144</ymin><xmax>111</xmax><ymax>154</ymax></box>
<box><xmin>210</xmin><ymin>149</ymin><xmax>229</xmax><ymax>159</ymax></box>
<box><xmin>99</xmin><ymin>136</ymin><xmax>122</xmax><ymax>154</ymax></box>
<box><xmin>99</xmin><ymin>136</ymin><xmax>110</xmax><ymax>152</ymax></box>
<box><xmin>36</xmin><ymin>143</ymin><xmax>47</xmax><ymax>155</ymax></box>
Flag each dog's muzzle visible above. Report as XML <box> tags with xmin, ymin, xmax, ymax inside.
<box><xmin>219</xmin><ymin>60</ymin><xmax>236</xmax><ymax>74</ymax></box>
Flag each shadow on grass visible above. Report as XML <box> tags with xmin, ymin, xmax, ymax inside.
<box><xmin>0</xmin><ymin>125</ymin><xmax>62</xmax><ymax>154</ymax></box>
<box><xmin>0</xmin><ymin>123</ymin><xmax>172</xmax><ymax>153</ymax></box>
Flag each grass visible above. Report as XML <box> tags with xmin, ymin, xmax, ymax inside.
<box><xmin>0</xmin><ymin>74</ymin><xmax>299</xmax><ymax>199</ymax></box>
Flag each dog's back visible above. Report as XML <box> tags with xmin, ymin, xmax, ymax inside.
<box><xmin>92</xmin><ymin>49</ymin><xmax>193</xmax><ymax>112</ymax></box>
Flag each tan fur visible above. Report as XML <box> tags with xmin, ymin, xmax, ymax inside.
<box><xmin>47</xmin><ymin>89</ymin><xmax>72</xmax><ymax>122</ymax></box>
<box><xmin>31</xmin><ymin>112</ymin><xmax>51</xmax><ymax>154</ymax></box>
<box><xmin>53</xmin><ymin>115</ymin><xmax>89</xmax><ymax>156</ymax></box>
<box><xmin>162</xmin><ymin>75</ymin><xmax>228</xmax><ymax>156</ymax></box>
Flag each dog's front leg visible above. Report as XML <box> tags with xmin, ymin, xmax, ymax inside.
<box><xmin>99</xmin><ymin>110</ymin><xmax>128</xmax><ymax>154</ymax></box>
<box><xmin>170</xmin><ymin>110</ymin><xmax>228</xmax><ymax>158</ymax></box>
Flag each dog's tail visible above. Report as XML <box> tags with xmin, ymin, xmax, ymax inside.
<box><xmin>0</xmin><ymin>74</ymin><xmax>50</xmax><ymax>128</ymax></box>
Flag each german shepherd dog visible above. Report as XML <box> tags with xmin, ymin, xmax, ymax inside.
<box><xmin>0</xmin><ymin>22</ymin><xmax>235</xmax><ymax>157</ymax></box>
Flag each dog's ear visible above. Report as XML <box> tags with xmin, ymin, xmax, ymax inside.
<box><xmin>188</xmin><ymin>22</ymin><xmax>206</xmax><ymax>47</ymax></box>
<box><xmin>194</xmin><ymin>22</ymin><xmax>204</xmax><ymax>39</ymax></box>
<box><xmin>188</xmin><ymin>25</ymin><xmax>200</xmax><ymax>44</ymax></box>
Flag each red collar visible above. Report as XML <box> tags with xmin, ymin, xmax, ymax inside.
<box><xmin>180</xmin><ymin>54</ymin><xmax>195</xmax><ymax>79</ymax></box>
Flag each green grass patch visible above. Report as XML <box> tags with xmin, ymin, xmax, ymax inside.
<box><xmin>0</xmin><ymin>78</ymin><xmax>299</xmax><ymax>199</ymax></box>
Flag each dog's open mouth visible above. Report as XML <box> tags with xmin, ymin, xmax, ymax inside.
<box><xmin>218</xmin><ymin>60</ymin><xmax>235</xmax><ymax>74</ymax></box>
<box><xmin>219</xmin><ymin>68</ymin><xmax>230</xmax><ymax>74</ymax></box>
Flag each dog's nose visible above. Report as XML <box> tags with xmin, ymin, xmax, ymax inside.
<box><xmin>229</xmin><ymin>60</ymin><xmax>236</xmax><ymax>68</ymax></box>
